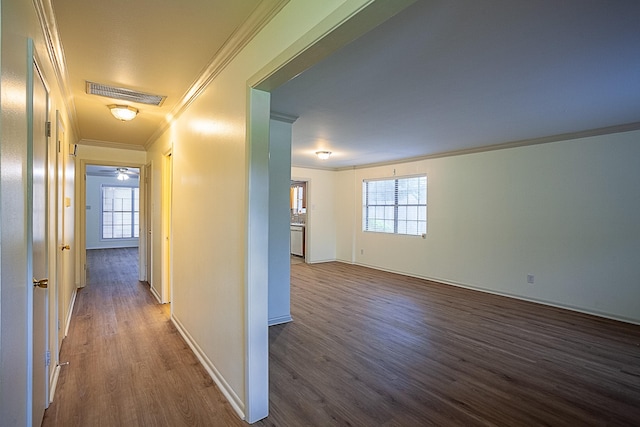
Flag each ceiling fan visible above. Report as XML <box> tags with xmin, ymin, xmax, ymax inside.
<box><xmin>97</xmin><ymin>167</ymin><xmax>139</xmax><ymax>180</ymax></box>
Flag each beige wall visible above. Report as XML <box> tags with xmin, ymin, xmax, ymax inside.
<box><xmin>1</xmin><ymin>0</ymin><xmax>78</xmax><ymax>423</ymax></box>
<box><xmin>144</xmin><ymin>0</ymin><xmax>382</xmax><ymax>421</ymax></box>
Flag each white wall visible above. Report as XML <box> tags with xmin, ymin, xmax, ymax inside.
<box><xmin>268</xmin><ymin>118</ymin><xmax>292</xmax><ymax>325</ymax></box>
<box><xmin>292</xmin><ymin>167</ymin><xmax>337</xmax><ymax>263</ymax></box>
<box><xmin>85</xmin><ymin>174</ymin><xmax>140</xmax><ymax>249</ymax></box>
<box><xmin>331</xmin><ymin>130</ymin><xmax>640</xmax><ymax>324</ymax></box>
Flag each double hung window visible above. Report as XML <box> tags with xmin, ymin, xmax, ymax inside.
<box><xmin>102</xmin><ymin>185</ymin><xmax>139</xmax><ymax>239</ymax></box>
<box><xmin>362</xmin><ymin>175</ymin><xmax>426</xmax><ymax>236</ymax></box>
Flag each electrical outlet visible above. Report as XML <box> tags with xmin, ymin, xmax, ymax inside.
<box><xmin>527</xmin><ymin>274</ymin><xmax>534</xmax><ymax>284</ymax></box>
<box><xmin>360</xmin><ymin>249</ymin><xmax>364</xmax><ymax>255</ymax></box>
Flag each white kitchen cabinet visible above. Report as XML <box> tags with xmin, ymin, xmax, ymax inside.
<box><xmin>290</xmin><ymin>225</ymin><xmax>304</xmax><ymax>256</ymax></box>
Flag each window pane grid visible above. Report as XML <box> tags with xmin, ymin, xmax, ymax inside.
<box><xmin>363</xmin><ymin>176</ymin><xmax>426</xmax><ymax>236</ymax></box>
<box><xmin>102</xmin><ymin>185</ymin><xmax>139</xmax><ymax>240</ymax></box>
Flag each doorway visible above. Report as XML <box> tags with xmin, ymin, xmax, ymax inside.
<box><xmin>78</xmin><ymin>161</ymin><xmax>145</xmax><ymax>287</ymax></box>
<box><xmin>290</xmin><ymin>180</ymin><xmax>308</xmax><ymax>264</ymax></box>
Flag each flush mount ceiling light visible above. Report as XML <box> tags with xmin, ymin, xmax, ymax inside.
<box><xmin>109</xmin><ymin>104</ymin><xmax>138</xmax><ymax>121</ymax></box>
<box><xmin>315</xmin><ymin>151</ymin><xmax>332</xmax><ymax>160</ymax></box>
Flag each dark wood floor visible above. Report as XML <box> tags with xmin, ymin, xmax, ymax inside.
<box><xmin>42</xmin><ymin>248</ymin><xmax>245</xmax><ymax>427</ymax></box>
<box><xmin>262</xmin><ymin>262</ymin><xmax>640</xmax><ymax>426</ymax></box>
<box><xmin>44</xmin><ymin>249</ymin><xmax>640</xmax><ymax>426</ymax></box>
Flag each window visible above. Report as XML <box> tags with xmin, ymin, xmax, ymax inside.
<box><xmin>363</xmin><ymin>175</ymin><xmax>426</xmax><ymax>235</ymax></box>
<box><xmin>102</xmin><ymin>185</ymin><xmax>139</xmax><ymax>239</ymax></box>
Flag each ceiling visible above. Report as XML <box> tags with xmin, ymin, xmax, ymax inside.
<box><xmin>271</xmin><ymin>0</ymin><xmax>640</xmax><ymax>169</ymax></box>
<box><xmin>50</xmin><ymin>1</ymin><xmax>640</xmax><ymax>167</ymax></box>
<box><xmin>51</xmin><ymin>0</ymin><xmax>265</xmax><ymax>149</ymax></box>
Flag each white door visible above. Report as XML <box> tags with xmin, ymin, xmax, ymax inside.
<box><xmin>145</xmin><ymin>163</ymin><xmax>152</xmax><ymax>284</ymax></box>
<box><xmin>31</xmin><ymin>61</ymin><xmax>50</xmax><ymax>425</ymax></box>
<box><xmin>162</xmin><ymin>153</ymin><xmax>172</xmax><ymax>303</ymax></box>
<box><xmin>56</xmin><ymin>116</ymin><xmax>66</xmax><ymax>352</ymax></box>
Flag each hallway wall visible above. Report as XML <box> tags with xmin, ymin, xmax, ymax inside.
<box><xmin>0</xmin><ymin>0</ymin><xmax>78</xmax><ymax>423</ymax></box>
<box><xmin>144</xmin><ymin>0</ymin><xmax>387</xmax><ymax>421</ymax></box>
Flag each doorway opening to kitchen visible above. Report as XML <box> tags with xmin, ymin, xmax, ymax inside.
<box><xmin>290</xmin><ymin>180</ymin><xmax>307</xmax><ymax>264</ymax></box>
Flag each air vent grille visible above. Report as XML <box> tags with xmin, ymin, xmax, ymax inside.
<box><xmin>86</xmin><ymin>81</ymin><xmax>166</xmax><ymax>106</ymax></box>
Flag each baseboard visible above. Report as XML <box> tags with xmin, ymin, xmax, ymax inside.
<box><xmin>49</xmin><ymin>364</ymin><xmax>61</xmax><ymax>403</ymax></box>
<box><xmin>148</xmin><ymin>282</ymin><xmax>162</xmax><ymax>304</ymax></box>
<box><xmin>171</xmin><ymin>314</ymin><xmax>246</xmax><ymax>420</ymax></box>
<box><xmin>306</xmin><ymin>258</ymin><xmax>336</xmax><ymax>264</ymax></box>
<box><xmin>268</xmin><ymin>314</ymin><xmax>293</xmax><ymax>326</ymax></box>
<box><xmin>64</xmin><ymin>288</ymin><xmax>77</xmax><ymax>337</ymax></box>
<box><xmin>344</xmin><ymin>260</ymin><xmax>640</xmax><ymax>326</ymax></box>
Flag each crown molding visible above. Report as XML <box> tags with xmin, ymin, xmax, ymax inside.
<box><xmin>331</xmin><ymin>121</ymin><xmax>640</xmax><ymax>171</ymax></box>
<box><xmin>270</xmin><ymin>111</ymin><xmax>299</xmax><ymax>123</ymax></box>
<box><xmin>143</xmin><ymin>0</ymin><xmax>290</xmax><ymax>150</ymax></box>
<box><xmin>78</xmin><ymin>139</ymin><xmax>146</xmax><ymax>152</ymax></box>
<box><xmin>34</xmin><ymin>0</ymin><xmax>80</xmax><ymax>139</ymax></box>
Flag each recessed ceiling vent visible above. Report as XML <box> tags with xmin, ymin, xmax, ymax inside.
<box><xmin>86</xmin><ymin>81</ymin><xmax>166</xmax><ymax>106</ymax></box>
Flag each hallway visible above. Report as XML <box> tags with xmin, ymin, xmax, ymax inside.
<box><xmin>42</xmin><ymin>249</ymin><xmax>245</xmax><ymax>426</ymax></box>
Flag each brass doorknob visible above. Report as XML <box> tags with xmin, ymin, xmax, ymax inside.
<box><xmin>62</xmin><ymin>244</ymin><xmax>71</xmax><ymax>251</ymax></box>
<box><xmin>33</xmin><ymin>278</ymin><xmax>48</xmax><ymax>289</ymax></box>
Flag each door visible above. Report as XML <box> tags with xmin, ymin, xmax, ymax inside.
<box><xmin>55</xmin><ymin>113</ymin><xmax>65</xmax><ymax>355</ymax></box>
<box><xmin>32</xmin><ymin>60</ymin><xmax>50</xmax><ymax>425</ymax></box>
<box><xmin>145</xmin><ymin>163</ymin><xmax>152</xmax><ymax>284</ymax></box>
<box><xmin>162</xmin><ymin>152</ymin><xmax>172</xmax><ymax>303</ymax></box>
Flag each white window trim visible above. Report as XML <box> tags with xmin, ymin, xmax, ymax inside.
<box><xmin>101</xmin><ymin>184</ymin><xmax>140</xmax><ymax>240</ymax></box>
<box><xmin>362</xmin><ymin>174</ymin><xmax>427</xmax><ymax>236</ymax></box>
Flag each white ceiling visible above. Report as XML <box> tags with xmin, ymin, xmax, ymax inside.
<box><xmin>271</xmin><ymin>0</ymin><xmax>640</xmax><ymax>169</ymax></box>
<box><xmin>49</xmin><ymin>1</ymin><xmax>640</xmax><ymax>168</ymax></box>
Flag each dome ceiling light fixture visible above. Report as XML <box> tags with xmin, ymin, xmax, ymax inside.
<box><xmin>108</xmin><ymin>104</ymin><xmax>138</xmax><ymax>121</ymax></box>
<box><xmin>315</xmin><ymin>151</ymin><xmax>332</xmax><ymax>160</ymax></box>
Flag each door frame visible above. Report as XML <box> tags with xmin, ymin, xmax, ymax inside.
<box><xmin>76</xmin><ymin>159</ymin><xmax>146</xmax><ymax>287</ymax></box>
<box><xmin>49</xmin><ymin>110</ymin><xmax>65</xmax><ymax>402</ymax></box>
<box><xmin>161</xmin><ymin>151</ymin><xmax>173</xmax><ymax>304</ymax></box>
<box><xmin>290</xmin><ymin>178</ymin><xmax>310</xmax><ymax>262</ymax></box>
<box><xmin>144</xmin><ymin>162</ymin><xmax>153</xmax><ymax>286</ymax></box>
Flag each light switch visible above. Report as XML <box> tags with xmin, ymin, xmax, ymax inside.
<box><xmin>65</xmin><ymin>197</ymin><xmax>71</xmax><ymax>207</ymax></box>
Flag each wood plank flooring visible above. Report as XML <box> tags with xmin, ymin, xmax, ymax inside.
<box><xmin>261</xmin><ymin>262</ymin><xmax>640</xmax><ymax>426</ymax></box>
<box><xmin>42</xmin><ymin>248</ymin><xmax>245</xmax><ymax>427</ymax></box>
<box><xmin>44</xmin><ymin>250</ymin><xmax>640</xmax><ymax>426</ymax></box>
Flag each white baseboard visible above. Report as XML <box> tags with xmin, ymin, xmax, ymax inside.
<box><xmin>49</xmin><ymin>364</ymin><xmax>61</xmax><ymax>403</ymax></box>
<box><xmin>148</xmin><ymin>282</ymin><xmax>162</xmax><ymax>304</ymax></box>
<box><xmin>64</xmin><ymin>288</ymin><xmax>77</xmax><ymax>337</ymax></box>
<box><xmin>346</xmin><ymin>260</ymin><xmax>640</xmax><ymax>326</ymax></box>
<box><xmin>268</xmin><ymin>314</ymin><xmax>293</xmax><ymax>326</ymax></box>
<box><xmin>171</xmin><ymin>314</ymin><xmax>246</xmax><ymax>420</ymax></box>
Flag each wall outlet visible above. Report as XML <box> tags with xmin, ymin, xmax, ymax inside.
<box><xmin>360</xmin><ymin>249</ymin><xmax>364</xmax><ymax>255</ymax></box>
<box><xmin>527</xmin><ymin>274</ymin><xmax>534</xmax><ymax>284</ymax></box>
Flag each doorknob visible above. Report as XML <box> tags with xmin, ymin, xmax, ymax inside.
<box><xmin>33</xmin><ymin>278</ymin><xmax>48</xmax><ymax>289</ymax></box>
<box><xmin>61</xmin><ymin>244</ymin><xmax>70</xmax><ymax>251</ymax></box>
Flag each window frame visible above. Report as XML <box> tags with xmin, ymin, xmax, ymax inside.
<box><xmin>362</xmin><ymin>174</ymin><xmax>427</xmax><ymax>236</ymax></box>
<box><xmin>100</xmin><ymin>184</ymin><xmax>140</xmax><ymax>240</ymax></box>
